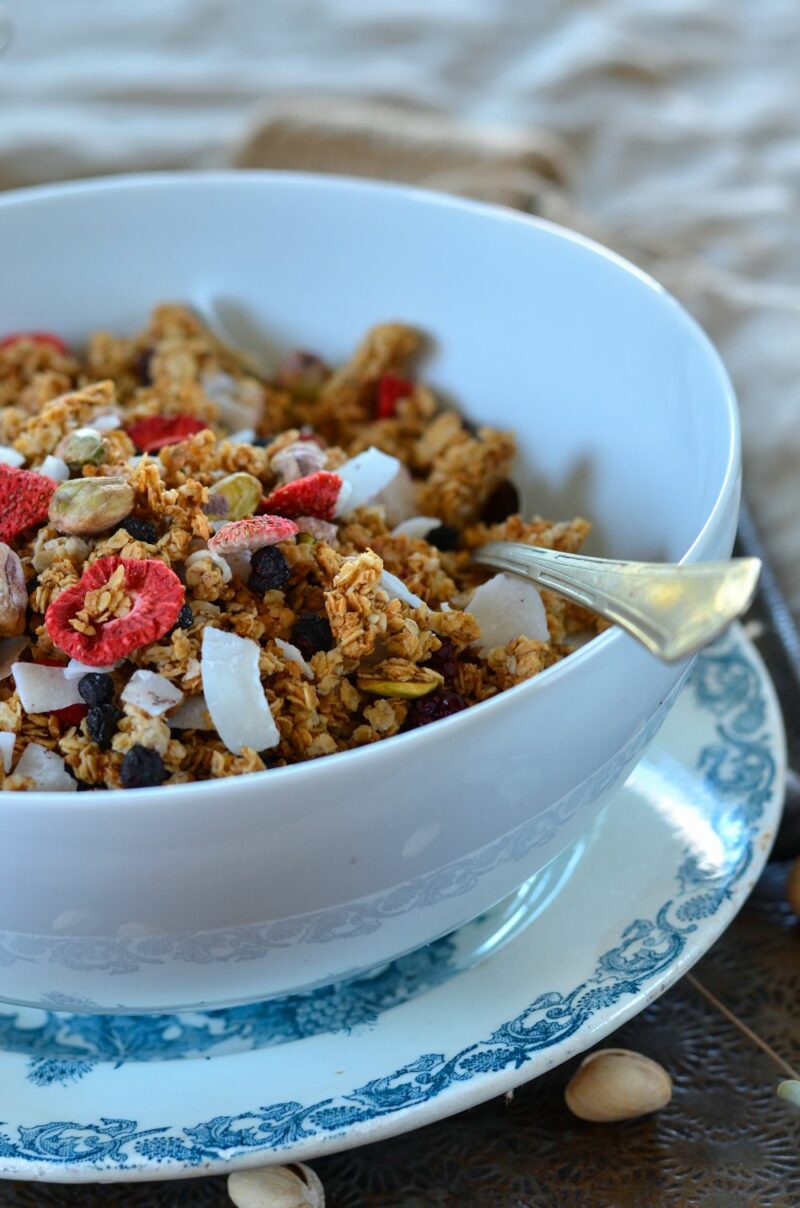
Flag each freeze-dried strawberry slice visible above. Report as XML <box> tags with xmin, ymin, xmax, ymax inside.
<box><xmin>126</xmin><ymin>415</ymin><xmax>210</xmax><ymax>453</ymax></box>
<box><xmin>209</xmin><ymin>514</ymin><xmax>299</xmax><ymax>555</ymax></box>
<box><xmin>45</xmin><ymin>556</ymin><xmax>185</xmax><ymax>666</ymax></box>
<box><xmin>0</xmin><ymin>331</ymin><xmax>70</xmax><ymax>355</ymax></box>
<box><xmin>376</xmin><ymin>374</ymin><xmax>412</xmax><ymax>419</ymax></box>
<box><xmin>260</xmin><ymin>471</ymin><xmax>343</xmax><ymax>521</ymax></box>
<box><xmin>0</xmin><ymin>464</ymin><xmax>57</xmax><ymax>544</ymax></box>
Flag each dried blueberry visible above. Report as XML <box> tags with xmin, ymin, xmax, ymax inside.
<box><xmin>120</xmin><ymin>744</ymin><xmax>167</xmax><ymax>788</ymax></box>
<box><xmin>78</xmin><ymin>672</ymin><xmax>115</xmax><ymax>707</ymax></box>
<box><xmin>119</xmin><ymin>516</ymin><xmax>158</xmax><ymax>545</ymax></box>
<box><xmin>426</xmin><ymin>524</ymin><xmax>459</xmax><ymax>552</ymax></box>
<box><xmin>252</xmin><ymin>435</ymin><xmax>275</xmax><ymax>448</ymax></box>
<box><xmin>248</xmin><ymin>546</ymin><xmax>291</xmax><ymax>593</ymax></box>
<box><xmin>291</xmin><ymin>612</ymin><xmax>333</xmax><ymax>659</ymax></box>
<box><xmin>175</xmin><ymin>602</ymin><xmax>194</xmax><ymax>630</ymax></box>
<box><xmin>25</xmin><ymin>575</ymin><xmax>39</xmax><ymax>596</ymax></box>
<box><xmin>402</xmin><ymin>689</ymin><xmax>467</xmax><ymax>731</ymax></box>
<box><xmin>86</xmin><ymin>703</ymin><xmax>122</xmax><ymax>749</ymax></box>
<box><xmin>481</xmin><ymin>479</ymin><xmax>520</xmax><ymax>524</ymax></box>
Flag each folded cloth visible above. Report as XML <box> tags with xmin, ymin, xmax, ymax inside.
<box><xmin>232</xmin><ymin>95</ymin><xmax>800</xmax><ymax>614</ymax></box>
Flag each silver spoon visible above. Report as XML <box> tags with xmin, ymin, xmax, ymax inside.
<box><xmin>473</xmin><ymin>542</ymin><xmax>761</xmax><ymax>662</ymax></box>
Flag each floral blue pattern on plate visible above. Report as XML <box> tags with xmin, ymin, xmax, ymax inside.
<box><xmin>0</xmin><ymin>625</ymin><xmax>784</xmax><ymax>1182</ymax></box>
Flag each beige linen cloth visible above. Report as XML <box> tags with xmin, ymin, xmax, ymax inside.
<box><xmin>1</xmin><ymin>1</ymin><xmax>798</xmax><ymax>612</ymax></box>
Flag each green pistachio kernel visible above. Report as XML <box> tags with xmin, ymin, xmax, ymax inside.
<box><xmin>55</xmin><ymin>427</ymin><xmax>107</xmax><ymax>471</ymax></box>
<box><xmin>207</xmin><ymin>472</ymin><xmax>262</xmax><ymax>522</ymax></box>
<box><xmin>356</xmin><ymin>675</ymin><xmax>442</xmax><ymax>700</ymax></box>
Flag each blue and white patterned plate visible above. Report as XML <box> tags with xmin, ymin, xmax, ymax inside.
<box><xmin>0</xmin><ymin>625</ymin><xmax>784</xmax><ymax>1183</ymax></box>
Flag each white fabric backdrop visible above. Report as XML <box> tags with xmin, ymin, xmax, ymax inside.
<box><xmin>1</xmin><ymin>0</ymin><xmax>798</xmax><ymax>609</ymax></box>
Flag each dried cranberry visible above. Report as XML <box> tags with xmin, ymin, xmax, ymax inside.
<box><xmin>376</xmin><ymin>374</ymin><xmax>412</xmax><ymax>420</ymax></box>
<box><xmin>402</xmin><ymin>689</ymin><xmax>467</xmax><ymax>731</ymax></box>
<box><xmin>134</xmin><ymin>348</ymin><xmax>154</xmax><ymax>385</ymax></box>
<box><xmin>424</xmin><ymin>638</ymin><xmax>459</xmax><ymax>683</ymax></box>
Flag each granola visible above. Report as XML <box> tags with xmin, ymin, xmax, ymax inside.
<box><xmin>0</xmin><ymin>309</ymin><xmax>600</xmax><ymax>790</ymax></box>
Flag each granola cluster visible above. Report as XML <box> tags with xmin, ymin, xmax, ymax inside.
<box><xmin>0</xmin><ymin>307</ymin><xmax>599</xmax><ymax>791</ymax></box>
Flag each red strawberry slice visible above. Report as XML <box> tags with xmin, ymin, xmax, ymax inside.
<box><xmin>209</xmin><ymin>515</ymin><xmax>299</xmax><ymax>554</ymax></box>
<box><xmin>126</xmin><ymin>415</ymin><xmax>210</xmax><ymax>453</ymax></box>
<box><xmin>0</xmin><ymin>332</ymin><xmax>70</xmax><ymax>355</ymax></box>
<box><xmin>376</xmin><ymin>374</ymin><xmax>412</xmax><ymax>419</ymax></box>
<box><xmin>45</xmin><ymin>556</ymin><xmax>185</xmax><ymax>666</ymax></box>
<box><xmin>260</xmin><ymin>471</ymin><xmax>343</xmax><ymax>521</ymax></box>
<box><xmin>0</xmin><ymin>464</ymin><xmax>57</xmax><ymax>544</ymax></box>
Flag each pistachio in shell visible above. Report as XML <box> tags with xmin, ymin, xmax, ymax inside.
<box><xmin>228</xmin><ymin>1162</ymin><xmax>325</xmax><ymax>1208</ymax></box>
<box><xmin>48</xmin><ymin>477</ymin><xmax>135</xmax><ymax>536</ymax></box>
<box><xmin>564</xmin><ymin>1048</ymin><xmax>672</xmax><ymax>1122</ymax></box>
<box><xmin>0</xmin><ymin>542</ymin><xmax>27</xmax><ymax>636</ymax></box>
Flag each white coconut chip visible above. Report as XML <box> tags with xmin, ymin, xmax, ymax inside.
<box><xmin>185</xmin><ymin>547</ymin><xmax>232</xmax><ymax>583</ymax></box>
<box><xmin>202</xmin><ymin>371</ymin><xmax>263</xmax><ymax>431</ymax></box>
<box><xmin>0</xmin><ymin>636</ymin><xmax>30</xmax><ymax>681</ymax></box>
<box><xmin>64</xmin><ymin>657</ymin><xmax>120</xmax><ymax>680</ymax></box>
<box><xmin>0</xmin><ymin>732</ymin><xmax>15</xmax><ymax>773</ymax></box>
<box><xmin>201</xmin><ymin>627</ymin><xmax>280</xmax><ymax>754</ymax></box>
<box><xmin>92</xmin><ymin>412</ymin><xmax>122</xmax><ymax>432</ymax></box>
<box><xmin>227</xmin><ymin>427</ymin><xmax>256</xmax><ymax>444</ymax></box>
<box><xmin>39</xmin><ymin>454</ymin><xmax>70</xmax><ymax>481</ymax></box>
<box><xmin>334</xmin><ymin>447</ymin><xmax>402</xmax><ymax>516</ymax></box>
<box><xmin>14</xmin><ymin>743</ymin><xmax>76</xmax><ymax>791</ymax></box>
<box><xmin>11</xmin><ymin>662</ymin><xmax>84</xmax><ymax>713</ymax></box>
<box><xmin>391</xmin><ymin>515</ymin><xmax>441</xmax><ymax>540</ymax></box>
<box><xmin>0</xmin><ymin>445</ymin><xmax>25</xmax><ymax>468</ymax></box>
<box><xmin>168</xmin><ymin>693</ymin><xmax>215</xmax><ymax>731</ymax></box>
<box><xmin>379</xmin><ymin>570</ymin><xmax>424</xmax><ymax>610</ymax></box>
<box><xmin>467</xmin><ymin>573</ymin><xmax>549</xmax><ymax>654</ymax></box>
<box><xmin>121</xmin><ymin>670</ymin><xmax>184</xmax><ymax>718</ymax></box>
<box><xmin>274</xmin><ymin>637</ymin><xmax>314</xmax><ymax>681</ymax></box>
<box><xmin>377</xmin><ymin>462</ymin><xmax>418</xmax><ymax>525</ymax></box>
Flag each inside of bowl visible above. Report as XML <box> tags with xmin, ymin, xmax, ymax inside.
<box><xmin>0</xmin><ymin>174</ymin><xmax>736</xmax><ymax>563</ymax></box>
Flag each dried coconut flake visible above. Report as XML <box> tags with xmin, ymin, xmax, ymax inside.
<box><xmin>467</xmin><ymin>573</ymin><xmax>549</xmax><ymax>653</ymax></box>
<box><xmin>201</xmin><ymin>627</ymin><xmax>279</xmax><ymax>754</ymax></box>
<box><xmin>14</xmin><ymin>743</ymin><xmax>76</xmax><ymax>791</ymax></box>
<box><xmin>121</xmin><ymin>670</ymin><xmax>184</xmax><ymax>717</ymax></box>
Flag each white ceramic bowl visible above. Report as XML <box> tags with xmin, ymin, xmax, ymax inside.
<box><xmin>0</xmin><ymin>173</ymin><xmax>739</xmax><ymax>1013</ymax></box>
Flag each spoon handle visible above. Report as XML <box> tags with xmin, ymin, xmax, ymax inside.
<box><xmin>473</xmin><ymin>542</ymin><xmax>761</xmax><ymax>661</ymax></box>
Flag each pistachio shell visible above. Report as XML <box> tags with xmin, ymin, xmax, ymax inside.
<box><xmin>0</xmin><ymin>543</ymin><xmax>27</xmax><ymax>637</ymax></box>
<box><xmin>565</xmin><ymin>1048</ymin><xmax>672</xmax><ymax>1122</ymax></box>
<box><xmin>48</xmin><ymin>477</ymin><xmax>135</xmax><ymax>536</ymax></box>
<box><xmin>357</xmin><ymin>676</ymin><xmax>442</xmax><ymax>699</ymax></box>
<box><xmin>207</xmin><ymin>471</ymin><xmax>262</xmax><ymax>521</ymax></box>
<box><xmin>228</xmin><ymin>1163</ymin><xmax>325</xmax><ymax>1208</ymax></box>
<box><xmin>55</xmin><ymin>427</ymin><xmax>107</xmax><ymax>470</ymax></box>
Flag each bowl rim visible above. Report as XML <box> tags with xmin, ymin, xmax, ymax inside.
<box><xmin>0</xmin><ymin>169</ymin><xmax>741</xmax><ymax>808</ymax></box>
